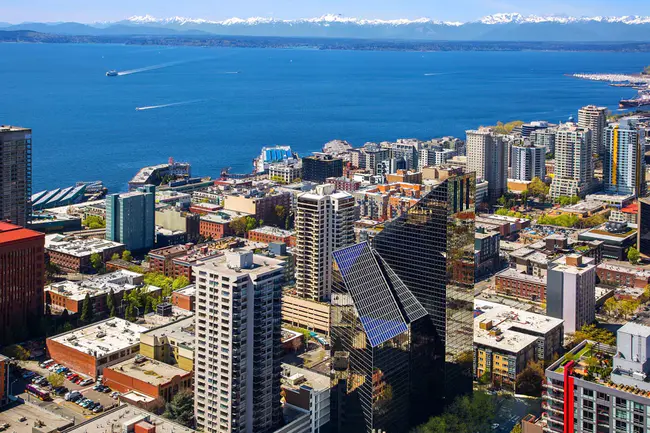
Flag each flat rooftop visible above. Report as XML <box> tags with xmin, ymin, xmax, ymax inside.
<box><xmin>0</xmin><ymin>222</ymin><xmax>43</xmax><ymax>244</ymax></box>
<box><xmin>141</xmin><ymin>316</ymin><xmax>195</xmax><ymax>349</ymax></box>
<box><xmin>496</xmin><ymin>268</ymin><xmax>546</xmax><ymax>284</ymax></box>
<box><xmin>135</xmin><ymin>308</ymin><xmax>194</xmax><ymax>330</ymax></box>
<box><xmin>45</xmin><ymin>270</ymin><xmax>143</xmax><ymax>302</ymax></box>
<box><xmin>50</xmin><ymin>318</ymin><xmax>147</xmax><ymax>358</ymax></box>
<box><xmin>474</xmin><ymin>301</ymin><xmax>563</xmax><ymax>354</ymax></box>
<box><xmin>173</xmin><ymin>285</ymin><xmax>196</xmax><ymax>297</ymax></box>
<box><xmin>108</xmin><ymin>356</ymin><xmax>190</xmax><ymax>386</ymax></box>
<box><xmin>194</xmin><ymin>250</ymin><xmax>284</xmax><ymax>279</ymax></box>
<box><xmin>249</xmin><ymin>225</ymin><xmax>294</xmax><ymax>237</ymax></box>
<box><xmin>45</xmin><ymin>234</ymin><xmax>124</xmax><ymax>257</ymax></box>
<box><xmin>62</xmin><ymin>404</ymin><xmax>195</xmax><ymax>433</ymax></box>
<box><xmin>0</xmin><ymin>402</ymin><xmax>73</xmax><ymax>433</ymax></box>
<box><xmin>281</xmin><ymin>363</ymin><xmax>330</xmax><ymax>391</ymax></box>
<box><xmin>597</xmin><ymin>261</ymin><xmax>650</xmax><ymax>278</ymax></box>
<box><xmin>200</xmin><ymin>209</ymin><xmax>251</xmax><ymax>224</ymax></box>
<box><xmin>550</xmin><ymin>255</ymin><xmax>595</xmax><ymax>275</ymax></box>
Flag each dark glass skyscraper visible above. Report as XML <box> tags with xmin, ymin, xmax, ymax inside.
<box><xmin>372</xmin><ymin>173</ymin><xmax>476</xmax><ymax>420</ymax></box>
<box><xmin>330</xmin><ymin>241</ymin><xmax>428</xmax><ymax>433</ymax></box>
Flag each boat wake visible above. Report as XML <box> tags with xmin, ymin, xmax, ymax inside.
<box><xmin>135</xmin><ymin>99</ymin><xmax>204</xmax><ymax>111</ymax></box>
<box><xmin>117</xmin><ymin>57</ymin><xmax>211</xmax><ymax>76</ymax></box>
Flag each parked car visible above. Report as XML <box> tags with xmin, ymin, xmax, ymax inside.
<box><xmin>22</xmin><ymin>371</ymin><xmax>35</xmax><ymax>379</ymax></box>
<box><xmin>54</xmin><ymin>386</ymin><xmax>67</xmax><ymax>395</ymax></box>
<box><xmin>31</xmin><ymin>376</ymin><xmax>42</xmax><ymax>384</ymax></box>
<box><xmin>47</xmin><ymin>364</ymin><xmax>59</xmax><ymax>371</ymax></box>
<box><xmin>77</xmin><ymin>398</ymin><xmax>89</xmax><ymax>406</ymax></box>
<box><xmin>110</xmin><ymin>391</ymin><xmax>120</xmax><ymax>399</ymax></box>
<box><xmin>39</xmin><ymin>359</ymin><xmax>54</xmax><ymax>368</ymax></box>
<box><xmin>79</xmin><ymin>379</ymin><xmax>93</xmax><ymax>386</ymax></box>
<box><xmin>64</xmin><ymin>390</ymin><xmax>82</xmax><ymax>401</ymax></box>
<box><xmin>93</xmin><ymin>405</ymin><xmax>104</xmax><ymax>413</ymax></box>
<box><xmin>70</xmin><ymin>394</ymin><xmax>82</xmax><ymax>403</ymax></box>
<box><xmin>101</xmin><ymin>386</ymin><xmax>111</xmax><ymax>393</ymax></box>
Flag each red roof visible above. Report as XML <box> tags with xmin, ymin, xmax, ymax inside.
<box><xmin>0</xmin><ymin>222</ymin><xmax>44</xmax><ymax>245</ymax></box>
<box><xmin>621</xmin><ymin>203</ymin><xmax>639</xmax><ymax>215</ymax></box>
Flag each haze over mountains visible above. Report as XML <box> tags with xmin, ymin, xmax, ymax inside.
<box><xmin>4</xmin><ymin>13</ymin><xmax>650</xmax><ymax>41</ymax></box>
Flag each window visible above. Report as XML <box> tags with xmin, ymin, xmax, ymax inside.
<box><xmin>583</xmin><ymin>389</ymin><xmax>594</xmax><ymax>397</ymax></box>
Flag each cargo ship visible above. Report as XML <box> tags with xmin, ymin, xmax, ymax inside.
<box><xmin>619</xmin><ymin>91</ymin><xmax>650</xmax><ymax>109</ymax></box>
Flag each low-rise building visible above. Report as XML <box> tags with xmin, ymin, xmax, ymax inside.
<box><xmin>247</xmin><ymin>226</ymin><xmax>296</xmax><ymax>247</ymax></box>
<box><xmin>223</xmin><ymin>190</ymin><xmax>291</xmax><ymax>223</ymax></box>
<box><xmin>597</xmin><ymin>262</ymin><xmax>650</xmax><ymax>288</ymax></box>
<box><xmin>170</xmin><ymin>285</ymin><xmax>195</xmax><ymax>312</ymax></box>
<box><xmin>476</xmin><ymin>214</ymin><xmax>531</xmax><ymax>238</ymax></box>
<box><xmin>281</xmin><ymin>364</ymin><xmax>331</xmax><ymax>433</ymax></box>
<box><xmin>199</xmin><ymin>209</ymin><xmax>251</xmax><ymax>240</ymax></box>
<box><xmin>475</xmin><ymin>228</ymin><xmax>501</xmax><ymax>278</ymax></box>
<box><xmin>495</xmin><ymin>268</ymin><xmax>547</xmax><ymax>301</ymax></box>
<box><xmin>45</xmin><ymin>234</ymin><xmax>125</xmax><ymax>273</ymax></box>
<box><xmin>155</xmin><ymin>207</ymin><xmax>200</xmax><ymax>243</ymax></box>
<box><xmin>0</xmin><ymin>355</ymin><xmax>8</xmax><ymax>407</ymax></box>
<box><xmin>325</xmin><ymin>176</ymin><xmax>361</xmax><ymax>192</ymax></box>
<box><xmin>282</xmin><ymin>292</ymin><xmax>331</xmax><ymax>334</ymax></box>
<box><xmin>269</xmin><ymin>162</ymin><xmax>303</xmax><ymax>184</ymax></box>
<box><xmin>46</xmin><ymin>318</ymin><xmax>147</xmax><ymax>379</ymax></box>
<box><xmin>353</xmin><ymin>182</ymin><xmax>423</xmax><ymax>221</ymax></box>
<box><xmin>0</xmin><ymin>401</ymin><xmax>73</xmax><ymax>433</ymax></box>
<box><xmin>139</xmin><ymin>316</ymin><xmax>195</xmax><ymax>372</ymax></box>
<box><xmin>103</xmin><ymin>355</ymin><xmax>193</xmax><ymax>410</ymax></box>
<box><xmin>578</xmin><ymin>221</ymin><xmax>638</xmax><ymax>260</ymax></box>
<box><xmin>474</xmin><ymin>302</ymin><xmax>563</xmax><ymax>390</ymax></box>
<box><xmin>44</xmin><ymin>270</ymin><xmax>146</xmax><ymax>315</ymax></box>
<box><xmin>61</xmin><ymin>404</ymin><xmax>195</xmax><ymax>433</ymax></box>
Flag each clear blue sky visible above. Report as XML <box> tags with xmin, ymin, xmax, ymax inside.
<box><xmin>3</xmin><ymin>0</ymin><xmax>650</xmax><ymax>23</ymax></box>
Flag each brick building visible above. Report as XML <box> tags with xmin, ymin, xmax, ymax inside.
<box><xmin>0</xmin><ymin>355</ymin><xmax>8</xmax><ymax>407</ymax></box>
<box><xmin>103</xmin><ymin>356</ymin><xmax>192</xmax><ymax>410</ymax></box>
<box><xmin>170</xmin><ymin>286</ymin><xmax>195</xmax><ymax>312</ymax></box>
<box><xmin>596</xmin><ymin>262</ymin><xmax>650</xmax><ymax>289</ymax></box>
<box><xmin>495</xmin><ymin>268</ymin><xmax>547</xmax><ymax>301</ymax></box>
<box><xmin>0</xmin><ymin>222</ymin><xmax>45</xmax><ymax>345</ymax></box>
<box><xmin>45</xmin><ymin>234</ymin><xmax>125</xmax><ymax>273</ymax></box>
<box><xmin>46</xmin><ymin>318</ymin><xmax>147</xmax><ymax>379</ymax></box>
<box><xmin>247</xmin><ymin>226</ymin><xmax>296</xmax><ymax>247</ymax></box>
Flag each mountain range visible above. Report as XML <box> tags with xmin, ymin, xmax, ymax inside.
<box><xmin>4</xmin><ymin>13</ymin><xmax>650</xmax><ymax>41</ymax></box>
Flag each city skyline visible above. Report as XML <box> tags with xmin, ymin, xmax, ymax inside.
<box><xmin>2</xmin><ymin>0</ymin><xmax>650</xmax><ymax>24</ymax></box>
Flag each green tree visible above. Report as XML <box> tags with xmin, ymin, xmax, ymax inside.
<box><xmin>515</xmin><ymin>360</ymin><xmax>545</xmax><ymax>396</ymax></box>
<box><xmin>47</xmin><ymin>373</ymin><xmax>65</xmax><ymax>388</ymax></box>
<box><xmin>90</xmin><ymin>253</ymin><xmax>103</xmax><ymax>272</ymax></box>
<box><xmin>82</xmin><ymin>215</ymin><xmax>106</xmax><ymax>229</ymax></box>
<box><xmin>229</xmin><ymin>217</ymin><xmax>248</xmax><ymax>236</ymax></box>
<box><xmin>2</xmin><ymin>344</ymin><xmax>30</xmax><ymax>361</ymax></box>
<box><xmin>571</xmin><ymin>324</ymin><xmax>616</xmax><ymax>347</ymax></box>
<box><xmin>620</xmin><ymin>299</ymin><xmax>640</xmax><ymax>319</ymax></box>
<box><xmin>107</xmin><ymin>288</ymin><xmax>116</xmax><ymax>318</ymax></box>
<box><xmin>557</xmin><ymin>195</ymin><xmax>580</xmax><ymax>206</ymax></box>
<box><xmin>163</xmin><ymin>390</ymin><xmax>195</xmax><ymax>427</ymax></box>
<box><xmin>122</xmin><ymin>250</ymin><xmax>133</xmax><ymax>262</ymax></box>
<box><xmin>412</xmin><ymin>392</ymin><xmax>496</xmax><ymax>433</ymax></box>
<box><xmin>172</xmin><ymin>276</ymin><xmax>190</xmax><ymax>291</ymax></box>
<box><xmin>80</xmin><ymin>293</ymin><xmax>94</xmax><ymax>323</ymax></box>
<box><xmin>628</xmin><ymin>247</ymin><xmax>641</xmax><ymax>265</ymax></box>
<box><xmin>245</xmin><ymin>216</ymin><xmax>258</xmax><ymax>232</ymax></box>
<box><xmin>603</xmin><ymin>297</ymin><xmax>618</xmax><ymax>317</ymax></box>
<box><xmin>111</xmin><ymin>253</ymin><xmax>120</xmax><ymax>261</ymax></box>
<box><xmin>144</xmin><ymin>297</ymin><xmax>153</xmax><ymax>314</ymax></box>
<box><xmin>125</xmin><ymin>303</ymin><xmax>135</xmax><ymax>322</ymax></box>
<box><xmin>275</xmin><ymin>205</ymin><xmax>287</xmax><ymax>221</ymax></box>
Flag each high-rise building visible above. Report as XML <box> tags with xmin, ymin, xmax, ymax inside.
<box><xmin>466</xmin><ymin>128</ymin><xmax>507</xmax><ymax>202</ymax></box>
<box><xmin>604</xmin><ymin>118</ymin><xmax>647</xmax><ymax>197</ymax></box>
<box><xmin>510</xmin><ymin>142</ymin><xmax>546</xmax><ymax>181</ymax></box>
<box><xmin>521</xmin><ymin>121</ymin><xmax>550</xmax><ymax>137</ymax></box>
<box><xmin>578</xmin><ymin>105</ymin><xmax>607</xmax><ymax>156</ymax></box>
<box><xmin>0</xmin><ymin>221</ymin><xmax>44</xmax><ymax>345</ymax></box>
<box><xmin>106</xmin><ymin>185</ymin><xmax>155</xmax><ymax>252</ymax></box>
<box><xmin>302</xmin><ymin>154</ymin><xmax>344</xmax><ymax>183</ymax></box>
<box><xmin>331</xmin><ymin>241</ymin><xmax>428</xmax><ymax>433</ymax></box>
<box><xmin>389</xmin><ymin>140</ymin><xmax>420</xmax><ymax>170</ymax></box>
<box><xmin>547</xmin><ymin>254</ymin><xmax>596</xmax><ymax>333</ymax></box>
<box><xmin>294</xmin><ymin>185</ymin><xmax>356</xmax><ymax>301</ymax></box>
<box><xmin>193</xmin><ymin>250</ymin><xmax>284</xmax><ymax>433</ymax></box>
<box><xmin>529</xmin><ymin>128</ymin><xmax>557</xmax><ymax>155</ymax></box>
<box><xmin>550</xmin><ymin>123</ymin><xmax>592</xmax><ymax>199</ymax></box>
<box><xmin>372</xmin><ymin>173</ymin><xmax>475</xmax><ymax>417</ymax></box>
<box><xmin>0</xmin><ymin>125</ymin><xmax>32</xmax><ymax>227</ymax></box>
<box><xmin>638</xmin><ymin>197</ymin><xmax>650</xmax><ymax>256</ymax></box>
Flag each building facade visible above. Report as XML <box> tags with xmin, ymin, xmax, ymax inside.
<box><xmin>193</xmin><ymin>251</ymin><xmax>284</xmax><ymax>433</ymax></box>
<box><xmin>510</xmin><ymin>143</ymin><xmax>546</xmax><ymax>182</ymax></box>
<box><xmin>547</xmin><ymin>254</ymin><xmax>596</xmax><ymax>333</ymax></box>
<box><xmin>466</xmin><ymin>128</ymin><xmax>507</xmax><ymax>202</ymax></box>
<box><xmin>302</xmin><ymin>154</ymin><xmax>344</xmax><ymax>183</ymax></box>
<box><xmin>0</xmin><ymin>125</ymin><xmax>31</xmax><ymax>227</ymax></box>
<box><xmin>106</xmin><ymin>185</ymin><xmax>155</xmax><ymax>252</ymax></box>
<box><xmin>578</xmin><ymin>105</ymin><xmax>607</xmax><ymax>157</ymax></box>
<box><xmin>639</xmin><ymin>197</ymin><xmax>650</xmax><ymax>256</ymax></box>
<box><xmin>604</xmin><ymin>118</ymin><xmax>646</xmax><ymax>197</ymax></box>
<box><xmin>550</xmin><ymin>123</ymin><xmax>593</xmax><ymax>199</ymax></box>
<box><xmin>372</xmin><ymin>173</ymin><xmax>475</xmax><ymax>419</ymax></box>
<box><xmin>0</xmin><ymin>222</ymin><xmax>44</xmax><ymax>345</ymax></box>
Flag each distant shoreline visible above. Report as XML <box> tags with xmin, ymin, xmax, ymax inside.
<box><xmin>3</xmin><ymin>30</ymin><xmax>650</xmax><ymax>52</ymax></box>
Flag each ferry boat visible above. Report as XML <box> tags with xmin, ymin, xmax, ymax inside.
<box><xmin>619</xmin><ymin>91</ymin><xmax>650</xmax><ymax>108</ymax></box>
<box><xmin>106</xmin><ymin>70</ymin><xmax>118</xmax><ymax>77</ymax></box>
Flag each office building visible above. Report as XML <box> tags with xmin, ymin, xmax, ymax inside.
<box><xmin>106</xmin><ymin>185</ymin><xmax>155</xmax><ymax>251</ymax></box>
<box><xmin>474</xmin><ymin>303</ymin><xmax>563</xmax><ymax>390</ymax></box>
<box><xmin>578</xmin><ymin>221</ymin><xmax>638</xmax><ymax>260</ymax></box>
<box><xmin>521</xmin><ymin>121</ymin><xmax>550</xmax><ymax>137</ymax></box>
<box><xmin>547</xmin><ymin>254</ymin><xmax>596</xmax><ymax>333</ymax></box>
<box><xmin>0</xmin><ymin>222</ymin><xmax>44</xmax><ymax>345</ymax></box>
<box><xmin>372</xmin><ymin>173</ymin><xmax>475</xmax><ymax>417</ymax></box>
<box><xmin>0</xmin><ymin>125</ymin><xmax>31</xmax><ymax>227</ymax></box>
<box><xmin>639</xmin><ymin>197</ymin><xmax>650</xmax><ymax>255</ymax></box>
<box><xmin>578</xmin><ymin>105</ymin><xmax>607</xmax><ymax>156</ymax></box>
<box><xmin>389</xmin><ymin>140</ymin><xmax>420</xmax><ymax>170</ymax></box>
<box><xmin>281</xmin><ymin>364</ymin><xmax>330</xmax><ymax>433</ymax></box>
<box><xmin>302</xmin><ymin>154</ymin><xmax>344</xmax><ymax>183</ymax></box>
<box><xmin>466</xmin><ymin>128</ymin><xmax>507</xmax><ymax>201</ymax></box>
<box><xmin>294</xmin><ymin>185</ymin><xmax>356</xmax><ymax>301</ymax></box>
<box><xmin>604</xmin><ymin>118</ymin><xmax>647</xmax><ymax>196</ymax></box>
<box><xmin>193</xmin><ymin>251</ymin><xmax>284</xmax><ymax>433</ymax></box>
<box><xmin>331</xmin><ymin>242</ymin><xmax>429</xmax><ymax>433</ymax></box>
<box><xmin>550</xmin><ymin>123</ymin><xmax>592</xmax><ymax>199</ymax></box>
<box><xmin>543</xmin><ymin>322</ymin><xmax>650</xmax><ymax>433</ymax></box>
<box><xmin>510</xmin><ymin>142</ymin><xmax>546</xmax><ymax>182</ymax></box>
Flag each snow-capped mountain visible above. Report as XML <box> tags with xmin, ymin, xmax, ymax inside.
<box><xmin>3</xmin><ymin>13</ymin><xmax>650</xmax><ymax>41</ymax></box>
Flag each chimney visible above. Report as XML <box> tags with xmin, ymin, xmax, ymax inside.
<box><xmin>566</xmin><ymin>254</ymin><xmax>582</xmax><ymax>267</ymax></box>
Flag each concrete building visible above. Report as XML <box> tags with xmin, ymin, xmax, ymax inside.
<box><xmin>44</xmin><ymin>270</ymin><xmax>145</xmax><ymax>315</ymax></box>
<box><xmin>247</xmin><ymin>226</ymin><xmax>295</xmax><ymax>247</ymax></box>
<box><xmin>0</xmin><ymin>222</ymin><xmax>44</xmax><ymax>345</ymax></box>
<box><xmin>46</xmin><ymin>318</ymin><xmax>147</xmax><ymax>379</ymax></box>
<box><xmin>104</xmin><ymin>355</ymin><xmax>193</xmax><ymax>410</ymax></box>
<box><xmin>550</xmin><ymin>123</ymin><xmax>593</xmax><ymax>199</ymax></box>
<box><xmin>529</xmin><ymin>128</ymin><xmax>557</xmax><ymax>155</ymax></box>
<box><xmin>542</xmin><ymin>322</ymin><xmax>650</xmax><ymax>433</ymax></box>
<box><xmin>640</xmin><ymin>197</ymin><xmax>650</xmax><ymax>256</ymax></box>
<box><xmin>475</xmin><ymin>228</ymin><xmax>501</xmax><ymax>278</ymax></box>
<box><xmin>596</xmin><ymin>262</ymin><xmax>650</xmax><ymax>289</ymax></box>
<box><xmin>510</xmin><ymin>142</ymin><xmax>546</xmax><ymax>182</ymax></box>
<box><xmin>223</xmin><ymin>190</ymin><xmax>291</xmax><ymax>224</ymax></box>
<box><xmin>466</xmin><ymin>128</ymin><xmax>507</xmax><ymax>202</ymax></box>
<box><xmin>281</xmin><ymin>364</ymin><xmax>330</xmax><ymax>433</ymax></box>
<box><xmin>604</xmin><ymin>118</ymin><xmax>647</xmax><ymax>196</ymax></box>
<box><xmin>353</xmin><ymin>183</ymin><xmax>423</xmax><ymax>221</ymax></box>
<box><xmin>281</xmin><ymin>293</ymin><xmax>331</xmax><ymax>334</ymax></box>
<box><xmin>294</xmin><ymin>185</ymin><xmax>356</xmax><ymax>302</ymax></box>
<box><xmin>269</xmin><ymin>162</ymin><xmax>303</xmax><ymax>184</ymax></box>
<box><xmin>578</xmin><ymin>104</ymin><xmax>607</xmax><ymax>156</ymax></box>
<box><xmin>474</xmin><ymin>302</ymin><xmax>563</xmax><ymax>390</ymax></box>
<box><xmin>302</xmin><ymin>154</ymin><xmax>343</xmax><ymax>183</ymax></box>
<box><xmin>155</xmin><ymin>207</ymin><xmax>200</xmax><ymax>243</ymax></box>
<box><xmin>193</xmin><ymin>251</ymin><xmax>285</xmax><ymax>433</ymax></box>
<box><xmin>106</xmin><ymin>185</ymin><xmax>155</xmax><ymax>252</ymax></box>
<box><xmin>140</xmin><ymin>316</ymin><xmax>195</xmax><ymax>372</ymax></box>
<box><xmin>578</xmin><ymin>221</ymin><xmax>638</xmax><ymax>260</ymax></box>
<box><xmin>45</xmin><ymin>234</ymin><xmax>125</xmax><ymax>273</ymax></box>
<box><xmin>0</xmin><ymin>125</ymin><xmax>31</xmax><ymax>227</ymax></box>
<box><xmin>547</xmin><ymin>255</ymin><xmax>596</xmax><ymax>333</ymax></box>
<box><xmin>61</xmin><ymin>404</ymin><xmax>195</xmax><ymax>433</ymax></box>
<box><xmin>128</xmin><ymin>159</ymin><xmax>191</xmax><ymax>191</ymax></box>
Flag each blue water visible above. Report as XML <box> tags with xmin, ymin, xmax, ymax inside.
<box><xmin>0</xmin><ymin>43</ymin><xmax>646</xmax><ymax>193</ymax></box>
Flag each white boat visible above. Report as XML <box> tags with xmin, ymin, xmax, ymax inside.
<box><xmin>106</xmin><ymin>70</ymin><xmax>118</xmax><ymax>77</ymax></box>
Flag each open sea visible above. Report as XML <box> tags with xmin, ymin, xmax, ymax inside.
<box><xmin>0</xmin><ymin>43</ymin><xmax>647</xmax><ymax>193</ymax></box>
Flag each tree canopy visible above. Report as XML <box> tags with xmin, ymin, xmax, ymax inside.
<box><xmin>515</xmin><ymin>361</ymin><xmax>545</xmax><ymax>396</ymax></box>
<box><xmin>537</xmin><ymin>213</ymin><xmax>579</xmax><ymax>228</ymax></box>
<box><xmin>80</xmin><ymin>293</ymin><xmax>94</xmax><ymax>323</ymax></box>
<box><xmin>570</xmin><ymin>324</ymin><xmax>616</xmax><ymax>348</ymax></box>
<box><xmin>90</xmin><ymin>253</ymin><xmax>103</xmax><ymax>272</ymax></box>
<box><xmin>628</xmin><ymin>247</ymin><xmax>641</xmax><ymax>265</ymax></box>
<box><xmin>411</xmin><ymin>392</ymin><xmax>496</xmax><ymax>433</ymax></box>
<box><xmin>557</xmin><ymin>195</ymin><xmax>580</xmax><ymax>206</ymax></box>
<box><xmin>82</xmin><ymin>215</ymin><xmax>106</xmax><ymax>229</ymax></box>
<box><xmin>163</xmin><ymin>390</ymin><xmax>194</xmax><ymax>427</ymax></box>
<box><xmin>122</xmin><ymin>250</ymin><xmax>133</xmax><ymax>262</ymax></box>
